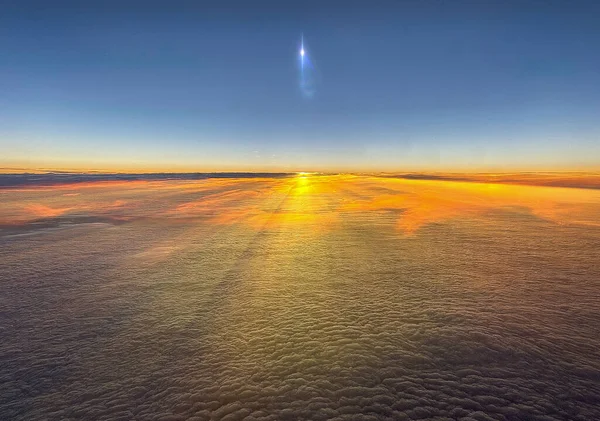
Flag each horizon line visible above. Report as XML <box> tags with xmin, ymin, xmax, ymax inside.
<box><xmin>2</xmin><ymin>169</ymin><xmax>600</xmax><ymax>191</ymax></box>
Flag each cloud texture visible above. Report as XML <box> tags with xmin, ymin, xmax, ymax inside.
<box><xmin>1</xmin><ymin>174</ymin><xmax>600</xmax><ymax>420</ymax></box>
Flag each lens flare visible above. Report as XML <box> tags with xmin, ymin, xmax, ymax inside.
<box><xmin>298</xmin><ymin>34</ymin><xmax>316</xmax><ymax>98</ymax></box>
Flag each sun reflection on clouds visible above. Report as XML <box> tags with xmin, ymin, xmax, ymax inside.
<box><xmin>1</xmin><ymin>174</ymin><xmax>600</xmax><ymax>236</ymax></box>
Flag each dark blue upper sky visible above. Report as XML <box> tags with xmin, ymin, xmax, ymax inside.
<box><xmin>2</xmin><ymin>0</ymin><xmax>600</xmax><ymax>171</ymax></box>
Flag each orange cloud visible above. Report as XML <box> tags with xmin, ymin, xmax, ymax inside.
<box><xmin>23</xmin><ymin>204</ymin><xmax>74</xmax><ymax>219</ymax></box>
<box><xmin>338</xmin><ymin>177</ymin><xmax>600</xmax><ymax>235</ymax></box>
<box><xmin>2</xmin><ymin>175</ymin><xmax>599</xmax><ymax>236</ymax></box>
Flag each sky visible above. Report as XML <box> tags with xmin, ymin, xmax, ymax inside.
<box><xmin>1</xmin><ymin>0</ymin><xmax>600</xmax><ymax>172</ymax></box>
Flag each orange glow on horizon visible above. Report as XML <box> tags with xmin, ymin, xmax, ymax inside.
<box><xmin>2</xmin><ymin>174</ymin><xmax>600</xmax><ymax>236</ymax></box>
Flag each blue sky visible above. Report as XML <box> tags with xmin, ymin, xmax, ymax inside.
<box><xmin>2</xmin><ymin>0</ymin><xmax>600</xmax><ymax>171</ymax></box>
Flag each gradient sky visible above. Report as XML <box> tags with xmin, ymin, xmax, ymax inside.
<box><xmin>2</xmin><ymin>0</ymin><xmax>600</xmax><ymax>172</ymax></box>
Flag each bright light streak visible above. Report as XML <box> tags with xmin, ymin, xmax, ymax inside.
<box><xmin>298</xmin><ymin>33</ymin><xmax>315</xmax><ymax>98</ymax></box>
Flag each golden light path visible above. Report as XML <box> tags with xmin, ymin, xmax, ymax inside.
<box><xmin>2</xmin><ymin>173</ymin><xmax>599</xmax><ymax>235</ymax></box>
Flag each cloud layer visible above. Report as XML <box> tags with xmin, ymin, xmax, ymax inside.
<box><xmin>1</xmin><ymin>175</ymin><xmax>600</xmax><ymax>420</ymax></box>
